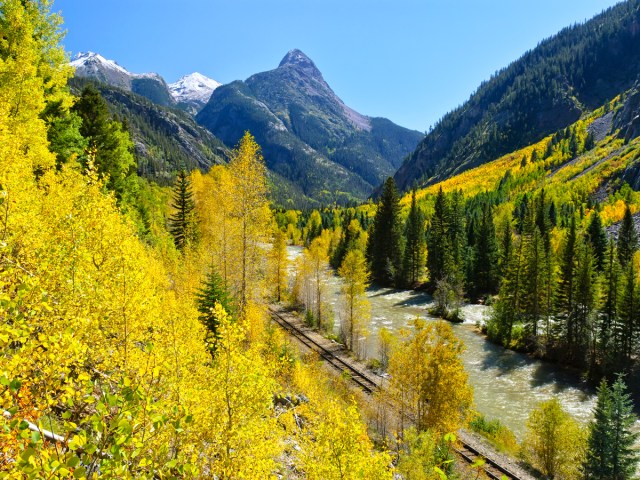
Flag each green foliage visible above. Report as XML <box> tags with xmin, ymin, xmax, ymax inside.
<box><xmin>616</xmin><ymin>203</ymin><xmax>637</xmax><ymax>267</ymax></box>
<box><xmin>72</xmin><ymin>84</ymin><xmax>137</xmax><ymax>201</ymax></box>
<box><xmin>196</xmin><ymin>270</ymin><xmax>236</xmax><ymax>347</ymax></box>
<box><xmin>522</xmin><ymin>398</ymin><xmax>587</xmax><ymax>480</ymax></box>
<box><xmin>401</xmin><ymin>189</ymin><xmax>427</xmax><ymax>287</ymax></box>
<box><xmin>168</xmin><ymin>170</ymin><xmax>197</xmax><ymax>250</ymax></box>
<box><xmin>584</xmin><ymin>377</ymin><xmax>639</xmax><ymax>480</ymax></box>
<box><xmin>469</xmin><ymin>414</ymin><xmax>519</xmax><ymax>455</ymax></box>
<box><xmin>368</xmin><ymin>177</ymin><xmax>403</xmax><ymax>286</ymax></box>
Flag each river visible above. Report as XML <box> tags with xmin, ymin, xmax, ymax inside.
<box><xmin>287</xmin><ymin>246</ymin><xmax>596</xmax><ymax>439</ymax></box>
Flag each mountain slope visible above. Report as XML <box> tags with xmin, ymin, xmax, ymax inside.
<box><xmin>395</xmin><ymin>0</ymin><xmax>640</xmax><ymax>192</ymax></box>
<box><xmin>69</xmin><ymin>77</ymin><xmax>228</xmax><ymax>184</ymax></box>
<box><xmin>197</xmin><ymin>49</ymin><xmax>423</xmax><ymax>203</ymax></box>
<box><xmin>71</xmin><ymin>52</ymin><xmax>176</xmax><ymax>108</ymax></box>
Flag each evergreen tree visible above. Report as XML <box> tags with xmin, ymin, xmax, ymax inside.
<box><xmin>616</xmin><ymin>263</ymin><xmax>637</xmax><ymax>370</ymax></box>
<box><xmin>598</xmin><ymin>241</ymin><xmax>621</xmax><ymax>376</ymax></box>
<box><xmin>401</xmin><ymin>189</ymin><xmax>427</xmax><ymax>287</ymax></box>
<box><xmin>584</xmin><ymin>377</ymin><xmax>639</xmax><ymax>480</ymax></box>
<box><xmin>72</xmin><ymin>84</ymin><xmax>137</xmax><ymax>200</ymax></box>
<box><xmin>368</xmin><ymin>177</ymin><xmax>403</xmax><ymax>286</ymax></box>
<box><xmin>617</xmin><ymin>204</ymin><xmax>637</xmax><ymax>267</ymax></box>
<box><xmin>498</xmin><ymin>218</ymin><xmax>513</xmax><ymax>280</ymax></box>
<box><xmin>571</xmin><ymin>243</ymin><xmax>596</xmax><ymax>365</ymax></box>
<box><xmin>556</xmin><ymin>216</ymin><xmax>577</xmax><ymax>340</ymax></box>
<box><xmin>427</xmin><ymin>187</ymin><xmax>450</xmax><ymax>284</ymax></box>
<box><xmin>587</xmin><ymin>211</ymin><xmax>608</xmax><ymax>272</ymax></box>
<box><xmin>168</xmin><ymin>169</ymin><xmax>196</xmax><ymax>251</ymax></box>
<box><xmin>195</xmin><ymin>269</ymin><xmax>235</xmax><ymax>349</ymax></box>
<box><xmin>472</xmin><ymin>202</ymin><xmax>498</xmax><ymax>296</ymax></box>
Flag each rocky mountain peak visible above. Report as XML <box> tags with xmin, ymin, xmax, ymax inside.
<box><xmin>278</xmin><ymin>49</ymin><xmax>322</xmax><ymax>78</ymax></box>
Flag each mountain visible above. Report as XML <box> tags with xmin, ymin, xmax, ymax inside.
<box><xmin>69</xmin><ymin>77</ymin><xmax>228</xmax><ymax>184</ymax></box>
<box><xmin>394</xmin><ymin>0</ymin><xmax>640</xmax><ymax>192</ymax></box>
<box><xmin>197</xmin><ymin>49</ymin><xmax>423</xmax><ymax>204</ymax></box>
<box><xmin>169</xmin><ymin>72</ymin><xmax>222</xmax><ymax>114</ymax></box>
<box><xmin>70</xmin><ymin>52</ymin><xmax>176</xmax><ymax>107</ymax></box>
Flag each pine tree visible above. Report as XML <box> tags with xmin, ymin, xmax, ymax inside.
<box><xmin>168</xmin><ymin>169</ymin><xmax>196</xmax><ymax>251</ymax></box>
<box><xmin>584</xmin><ymin>377</ymin><xmax>639</xmax><ymax>480</ymax></box>
<box><xmin>557</xmin><ymin>216</ymin><xmax>577</xmax><ymax>343</ymax></box>
<box><xmin>196</xmin><ymin>269</ymin><xmax>235</xmax><ymax>348</ymax></box>
<box><xmin>72</xmin><ymin>84</ymin><xmax>136</xmax><ymax>200</ymax></box>
<box><xmin>598</xmin><ymin>241</ymin><xmax>621</xmax><ymax>376</ymax></box>
<box><xmin>368</xmin><ymin>177</ymin><xmax>403</xmax><ymax>286</ymax></box>
<box><xmin>616</xmin><ymin>262</ymin><xmax>637</xmax><ymax>370</ymax></box>
<box><xmin>617</xmin><ymin>204</ymin><xmax>637</xmax><ymax>267</ymax></box>
<box><xmin>427</xmin><ymin>187</ymin><xmax>450</xmax><ymax>284</ymax></box>
<box><xmin>571</xmin><ymin>242</ymin><xmax>596</xmax><ymax>365</ymax></box>
<box><xmin>472</xmin><ymin>202</ymin><xmax>498</xmax><ymax>296</ymax></box>
<box><xmin>401</xmin><ymin>189</ymin><xmax>427</xmax><ymax>287</ymax></box>
<box><xmin>587</xmin><ymin>211</ymin><xmax>608</xmax><ymax>272</ymax></box>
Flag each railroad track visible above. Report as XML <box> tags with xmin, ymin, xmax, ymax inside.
<box><xmin>268</xmin><ymin>307</ymin><xmax>378</xmax><ymax>394</ymax></box>
<box><xmin>269</xmin><ymin>306</ymin><xmax>527</xmax><ymax>480</ymax></box>
<box><xmin>454</xmin><ymin>442</ymin><xmax>522</xmax><ymax>479</ymax></box>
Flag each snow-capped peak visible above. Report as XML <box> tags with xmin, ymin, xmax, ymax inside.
<box><xmin>70</xmin><ymin>51</ymin><xmax>130</xmax><ymax>75</ymax></box>
<box><xmin>168</xmin><ymin>72</ymin><xmax>221</xmax><ymax>105</ymax></box>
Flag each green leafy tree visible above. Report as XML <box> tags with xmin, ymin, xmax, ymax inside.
<box><xmin>522</xmin><ymin>398</ymin><xmax>586</xmax><ymax>480</ymax></box>
<box><xmin>368</xmin><ymin>177</ymin><xmax>403</xmax><ymax>286</ymax></box>
<box><xmin>168</xmin><ymin>170</ymin><xmax>197</xmax><ymax>250</ymax></box>
<box><xmin>584</xmin><ymin>377</ymin><xmax>639</xmax><ymax>480</ymax></box>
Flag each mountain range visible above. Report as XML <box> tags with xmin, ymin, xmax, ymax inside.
<box><xmin>70</xmin><ymin>0</ymin><xmax>640</xmax><ymax>206</ymax></box>
<box><xmin>70</xmin><ymin>50</ymin><xmax>423</xmax><ymax>205</ymax></box>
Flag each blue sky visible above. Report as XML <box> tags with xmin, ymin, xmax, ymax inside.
<box><xmin>57</xmin><ymin>0</ymin><xmax>622</xmax><ymax>132</ymax></box>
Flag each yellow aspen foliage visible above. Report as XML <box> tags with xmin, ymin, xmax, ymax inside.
<box><xmin>198</xmin><ymin>304</ymin><xmax>279</xmax><ymax>479</ymax></box>
<box><xmin>338</xmin><ymin>249</ymin><xmax>370</xmax><ymax>358</ymax></box>
<box><xmin>299</xmin><ymin>401</ymin><xmax>393</xmax><ymax>480</ymax></box>
<box><xmin>388</xmin><ymin>319</ymin><xmax>473</xmax><ymax>434</ymax></box>
<box><xmin>268</xmin><ymin>227</ymin><xmax>289</xmax><ymax>303</ymax></box>
<box><xmin>227</xmin><ymin>131</ymin><xmax>271</xmax><ymax>312</ymax></box>
<box><xmin>521</xmin><ymin>398</ymin><xmax>586</xmax><ymax>480</ymax></box>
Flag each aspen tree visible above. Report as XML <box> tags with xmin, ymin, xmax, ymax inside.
<box><xmin>338</xmin><ymin>249</ymin><xmax>370</xmax><ymax>357</ymax></box>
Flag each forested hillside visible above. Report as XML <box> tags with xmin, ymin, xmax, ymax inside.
<box><xmin>395</xmin><ymin>0</ymin><xmax>640</xmax><ymax>191</ymax></box>
<box><xmin>68</xmin><ymin>78</ymin><xmax>228</xmax><ymax>184</ymax></box>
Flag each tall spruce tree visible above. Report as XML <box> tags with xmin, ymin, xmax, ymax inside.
<box><xmin>584</xmin><ymin>377</ymin><xmax>639</xmax><ymax>480</ymax></box>
<box><xmin>616</xmin><ymin>262</ymin><xmax>637</xmax><ymax>370</ymax></box>
<box><xmin>587</xmin><ymin>211</ymin><xmax>608</xmax><ymax>272</ymax></box>
<box><xmin>598</xmin><ymin>241</ymin><xmax>621</xmax><ymax>376</ymax></box>
<box><xmin>617</xmin><ymin>204</ymin><xmax>637</xmax><ymax>267</ymax></box>
<box><xmin>427</xmin><ymin>187</ymin><xmax>449</xmax><ymax>284</ymax></box>
<box><xmin>72</xmin><ymin>84</ymin><xmax>136</xmax><ymax>200</ymax></box>
<box><xmin>196</xmin><ymin>269</ymin><xmax>235</xmax><ymax>350</ymax></box>
<box><xmin>168</xmin><ymin>169</ymin><xmax>196</xmax><ymax>250</ymax></box>
<box><xmin>472</xmin><ymin>202</ymin><xmax>498</xmax><ymax>296</ymax></box>
<box><xmin>401</xmin><ymin>189</ymin><xmax>427</xmax><ymax>287</ymax></box>
<box><xmin>368</xmin><ymin>177</ymin><xmax>403</xmax><ymax>286</ymax></box>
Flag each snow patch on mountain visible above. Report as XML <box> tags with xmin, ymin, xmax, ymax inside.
<box><xmin>70</xmin><ymin>52</ymin><xmax>129</xmax><ymax>75</ymax></box>
<box><xmin>169</xmin><ymin>72</ymin><xmax>221</xmax><ymax>105</ymax></box>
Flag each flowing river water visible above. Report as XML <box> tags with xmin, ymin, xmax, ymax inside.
<box><xmin>288</xmin><ymin>246</ymin><xmax>596</xmax><ymax>439</ymax></box>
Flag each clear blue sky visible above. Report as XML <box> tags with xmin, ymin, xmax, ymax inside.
<box><xmin>57</xmin><ymin>0</ymin><xmax>622</xmax><ymax>132</ymax></box>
